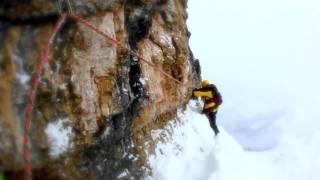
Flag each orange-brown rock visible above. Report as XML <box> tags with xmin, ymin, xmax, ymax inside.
<box><xmin>0</xmin><ymin>0</ymin><xmax>200</xmax><ymax>179</ymax></box>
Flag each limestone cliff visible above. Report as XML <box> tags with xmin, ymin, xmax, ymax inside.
<box><xmin>0</xmin><ymin>0</ymin><xmax>200</xmax><ymax>179</ymax></box>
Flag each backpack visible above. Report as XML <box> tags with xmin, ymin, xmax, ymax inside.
<box><xmin>207</xmin><ymin>84</ymin><xmax>223</xmax><ymax>106</ymax></box>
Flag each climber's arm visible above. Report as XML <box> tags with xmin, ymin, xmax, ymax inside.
<box><xmin>192</xmin><ymin>89</ymin><xmax>213</xmax><ymax>98</ymax></box>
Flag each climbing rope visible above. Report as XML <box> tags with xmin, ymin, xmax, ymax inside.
<box><xmin>22</xmin><ymin>12</ymin><xmax>191</xmax><ymax>179</ymax></box>
<box><xmin>67</xmin><ymin>14</ymin><xmax>187</xmax><ymax>86</ymax></box>
<box><xmin>22</xmin><ymin>14</ymin><xmax>67</xmax><ymax>180</ymax></box>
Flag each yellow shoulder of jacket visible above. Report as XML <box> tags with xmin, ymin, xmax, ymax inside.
<box><xmin>193</xmin><ymin>90</ymin><xmax>213</xmax><ymax>98</ymax></box>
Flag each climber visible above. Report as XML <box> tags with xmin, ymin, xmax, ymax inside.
<box><xmin>192</xmin><ymin>80</ymin><xmax>222</xmax><ymax>135</ymax></box>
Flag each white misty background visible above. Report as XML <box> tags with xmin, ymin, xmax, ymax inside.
<box><xmin>174</xmin><ymin>0</ymin><xmax>320</xmax><ymax>179</ymax></box>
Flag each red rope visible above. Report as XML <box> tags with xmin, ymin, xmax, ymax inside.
<box><xmin>22</xmin><ymin>12</ymin><xmax>191</xmax><ymax>178</ymax></box>
<box><xmin>67</xmin><ymin>14</ymin><xmax>187</xmax><ymax>86</ymax></box>
<box><xmin>22</xmin><ymin>14</ymin><xmax>67</xmax><ymax>180</ymax></box>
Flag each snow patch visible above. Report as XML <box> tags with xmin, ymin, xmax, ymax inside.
<box><xmin>149</xmin><ymin>101</ymin><xmax>218</xmax><ymax>180</ymax></box>
<box><xmin>101</xmin><ymin>126</ymin><xmax>111</xmax><ymax>139</ymax></box>
<box><xmin>16</xmin><ymin>73</ymin><xmax>30</xmax><ymax>85</ymax></box>
<box><xmin>70</xmin><ymin>74</ymin><xmax>76</xmax><ymax>82</ymax></box>
<box><xmin>148</xmin><ymin>101</ymin><xmax>280</xmax><ymax>180</ymax></box>
<box><xmin>58</xmin><ymin>83</ymin><xmax>68</xmax><ymax>90</ymax></box>
<box><xmin>151</xmin><ymin>129</ymin><xmax>162</xmax><ymax>140</ymax></box>
<box><xmin>45</xmin><ymin>118</ymin><xmax>74</xmax><ymax>158</ymax></box>
<box><xmin>139</xmin><ymin>77</ymin><xmax>149</xmax><ymax>85</ymax></box>
<box><xmin>118</xmin><ymin>169</ymin><xmax>129</xmax><ymax>179</ymax></box>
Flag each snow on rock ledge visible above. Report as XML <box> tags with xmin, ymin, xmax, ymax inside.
<box><xmin>45</xmin><ymin>118</ymin><xmax>74</xmax><ymax>158</ymax></box>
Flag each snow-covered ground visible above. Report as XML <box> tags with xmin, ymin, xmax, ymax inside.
<box><xmin>148</xmin><ymin>0</ymin><xmax>320</xmax><ymax>179</ymax></box>
<box><xmin>148</xmin><ymin>101</ymin><xmax>280</xmax><ymax>180</ymax></box>
<box><xmin>148</xmin><ymin>100</ymin><xmax>320</xmax><ymax>180</ymax></box>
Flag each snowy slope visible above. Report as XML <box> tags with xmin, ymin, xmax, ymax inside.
<box><xmin>149</xmin><ymin>100</ymin><xmax>280</xmax><ymax>180</ymax></box>
<box><xmin>186</xmin><ymin>0</ymin><xmax>320</xmax><ymax>179</ymax></box>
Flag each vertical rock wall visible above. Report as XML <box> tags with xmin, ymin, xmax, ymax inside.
<box><xmin>0</xmin><ymin>0</ymin><xmax>200</xmax><ymax>179</ymax></box>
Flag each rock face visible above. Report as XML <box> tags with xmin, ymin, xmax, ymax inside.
<box><xmin>0</xmin><ymin>0</ymin><xmax>200</xmax><ymax>179</ymax></box>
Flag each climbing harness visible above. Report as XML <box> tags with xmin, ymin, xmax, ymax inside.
<box><xmin>22</xmin><ymin>11</ymin><xmax>192</xmax><ymax>179</ymax></box>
